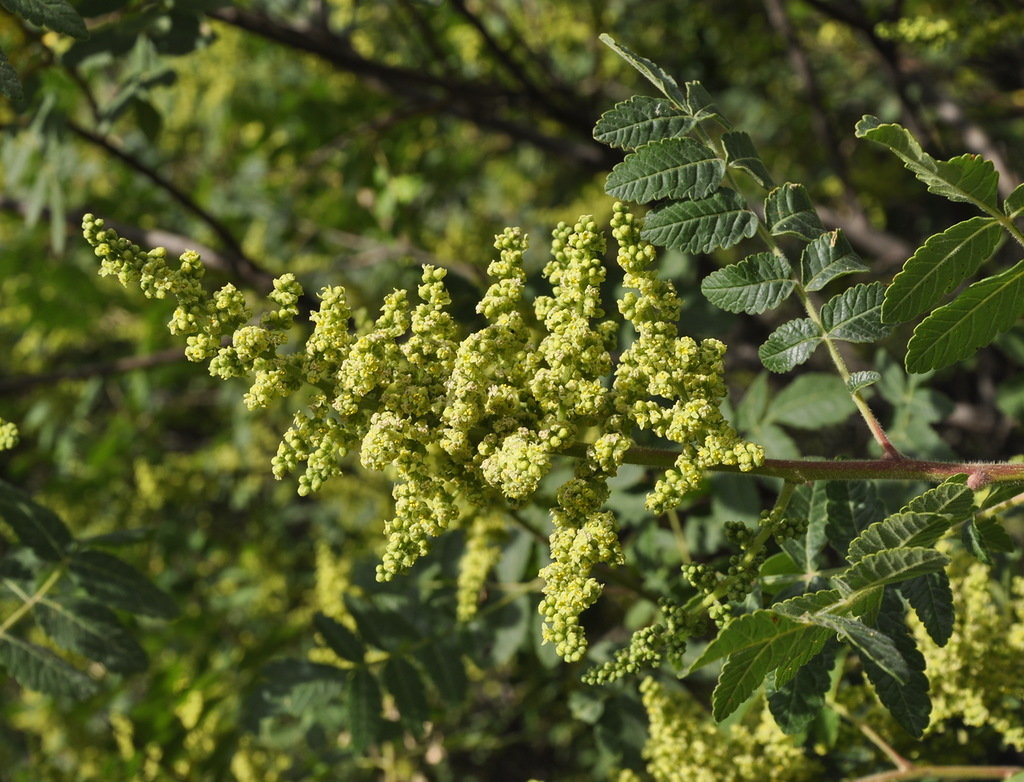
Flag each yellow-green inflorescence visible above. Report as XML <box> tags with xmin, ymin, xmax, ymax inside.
<box><xmin>83</xmin><ymin>203</ymin><xmax>762</xmax><ymax>661</ymax></box>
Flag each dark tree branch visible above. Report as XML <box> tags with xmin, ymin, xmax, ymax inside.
<box><xmin>0</xmin><ymin>348</ymin><xmax>191</xmax><ymax>395</ymax></box>
<box><xmin>205</xmin><ymin>6</ymin><xmax>616</xmax><ymax>169</ymax></box>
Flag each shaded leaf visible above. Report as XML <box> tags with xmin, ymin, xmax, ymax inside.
<box><xmin>962</xmin><ymin>516</ymin><xmax>1014</xmax><ymax>564</ymax></box>
<box><xmin>685</xmin><ymin>81</ymin><xmax>726</xmax><ymax>125</ymax></box>
<box><xmin>882</xmin><ymin>217</ymin><xmax>1003</xmax><ymax>323</ymax></box>
<box><xmin>847</xmin><ymin>370</ymin><xmax>881</xmax><ymax>394</ymax></box>
<box><xmin>641</xmin><ymin>189</ymin><xmax>758</xmax><ymax>253</ymax></box>
<box><xmin>905</xmin><ymin>257</ymin><xmax>1024</xmax><ymax>373</ymax></box>
<box><xmin>822</xmin><ymin>282</ymin><xmax>892</xmax><ymax>342</ymax></box>
<box><xmin>0</xmin><ymin>479</ymin><xmax>73</xmax><ymax>561</ymax></box>
<box><xmin>800</xmin><ymin>230</ymin><xmax>866</xmax><ymax>291</ymax></box>
<box><xmin>414</xmin><ymin>639</ymin><xmax>467</xmax><ymax>705</ymax></box>
<box><xmin>900</xmin><ymin>572</ymin><xmax>954</xmax><ymax>646</ymax></box>
<box><xmin>314</xmin><ymin>613</ymin><xmax>365</xmax><ymax>663</ymax></box>
<box><xmin>838</xmin><ymin>548</ymin><xmax>949</xmax><ymax>593</ymax></box>
<box><xmin>0</xmin><ymin>49</ymin><xmax>23</xmax><ymax>103</ymax></box>
<box><xmin>68</xmin><ymin>550</ymin><xmax>179</xmax><ymax>619</ymax></box>
<box><xmin>701</xmin><ymin>253</ymin><xmax>794</xmax><ymax>314</ymax></box>
<box><xmin>856</xmin><ymin>117</ymin><xmax>999</xmax><ymax>210</ymax></box>
<box><xmin>36</xmin><ymin>598</ymin><xmax>147</xmax><ymax>674</ymax></box>
<box><xmin>1005</xmin><ymin>183</ymin><xmax>1024</xmax><ymax>218</ymax></box>
<box><xmin>593</xmin><ymin>96</ymin><xmax>696</xmax><ymax>150</ymax></box>
<box><xmin>781</xmin><ymin>482</ymin><xmax>829</xmax><ymax>571</ymax></box>
<box><xmin>382</xmin><ymin>657</ymin><xmax>430</xmax><ymax>735</ymax></box>
<box><xmin>810</xmin><ymin>613</ymin><xmax>910</xmax><ymax>683</ymax></box>
<box><xmin>768</xmin><ymin>641</ymin><xmax>836</xmax><ymax>735</ymax></box>
<box><xmin>0</xmin><ymin>633</ymin><xmax>98</xmax><ymax>698</ymax></box>
<box><xmin>0</xmin><ymin>0</ymin><xmax>89</xmax><ymax>38</ymax></box>
<box><xmin>606</xmin><ymin>138</ymin><xmax>723</xmax><ymax>203</ymax></box>
<box><xmin>344</xmin><ymin>594</ymin><xmax>418</xmax><ymax>652</ymax></box>
<box><xmin>768</xmin><ymin>372</ymin><xmax>852</xmax><ymax>429</ymax></box>
<box><xmin>758</xmin><ymin>318</ymin><xmax>822</xmax><ymax>373</ymax></box>
<box><xmin>765</xmin><ymin>183</ymin><xmax>825</xmax><ymax>241</ymax></box>
<box><xmin>347</xmin><ymin>667</ymin><xmax>383</xmax><ymax>753</ymax></box>
<box><xmin>723</xmin><ymin>131</ymin><xmax>774</xmax><ymax>188</ymax></box>
<box><xmin>825</xmin><ymin>482</ymin><xmax>884</xmax><ymax>557</ymax></box>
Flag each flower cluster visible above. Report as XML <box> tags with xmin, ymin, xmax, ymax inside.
<box><xmin>637</xmin><ymin>677</ymin><xmax>822</xmax><ymax>782</ymax></box>
<box><xmin>0</xmin><ymin>418</ymin><xmax>18</xmax><ymax>451</ymax></box>
<box><xmin>84</xmin><ymin>206</ymin><xmax>762</xmax><ymax>661</ymax></box>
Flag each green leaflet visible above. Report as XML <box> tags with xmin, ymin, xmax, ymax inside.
<box><xmin>1006</xmin><ymin>183</ymin><xmax>1024</xmax><ymax>218</ymax></box>
<box><xmin>723</xmin><ymin>131</ymin><xmax>775</xmax><ymax>188</ymax></box>
<box><xmin>414</xmin><ymin>637</ymin><xmax>468</xmax><ymax>705</ymax></box>
<box><xmin>767</xmin><ymin>372</ymin><xmax>852</xmax><ymax>430</ymax></box>
<box><xmin>846</xmin><ymin>370</ymin><xmax>881</xmax><ymax>394</ymax></box>
<box><xmin>900</xmin><ymin>478</ymin><xmax>973</xmax><ymax>520</ymax></box>
<box><xmin>900</xmin><ymin>572</ymin><xmax>954</xmax><ymax>646</ymax></box>
<box><xmin>605</xmin><ymin>138</ymin><xmax>724</xmax><ymax>203</ymax></box>
<box><xmin>837</xmin><ymin>548</ymin><xmax>950</xmax><ymax>593</ymax></box>
<box><xmin>0</xmin><ymin>479</ymin><xmax>73</xmax><ymax>561</ymax></box>
<box><xmin>856</xmin><ymin>116</ymin><xmax>1000</xmax><ymax>210</ymax></box>
<box><xmin>800</xmin><ymin>230</ymin><xmax>866</xmax><ymax>291</ymax></box>
<box><xmin>0</xmin><ymin>50</ymin><xmax>23</xmax><ymax>102</ymax></box>
<box><xmin>882</xmin><ymin>217</ymin><xmax>1003</xmax><ymax>323</ymax></box>
<box><xmin>825</xmin><ymin>481</ymin><xmax>884</xmax><ymax>558</ymax></box>
<box><xmin>962</xmin><ymin>516</ymin><xmax>1015</xmax><ymax>565</ymax></box>
<box><xmin>765</xmin><ymin>183</ymin><xmax>825</xmax><ymax>241</ymax></box>
<box><xmin>767</xmin><ymin>642</ymin><xmax>836</xmax><ymax>735</ymax></box>
<box><xmin>598</xmin><ymin>34</ymin><xmax>688</xmax><ymax>107</ymax></box>
<box><xmin>847</xmin><ymin>512</ymin><xmax>950</xmax><ymax>563</ymax></box>
<box><xmin>691</xmin><ymin>611</ymin><xmax>832</xmax><ymax>721</ymax></box>
<box><xmin>807</xmin><ymin>613</ymin><xmax>910</xmax><ymax>684</ymax></box>
<box><xmin>593</xmin><ymin>96</ymin><xmax>696</xmax><ymax>150</ymax></box>
<box><xmin>641</xmin><ymin>189</ymin><xmax>758</xmax><ymax>253</ymax></box>
<box><xmin>35</xmin><ymin>598</ymin><xmax>148</xmax><ymax>674</ymax></box>
<box><xmin>313</xmin><ymin>612</ymin><xmax>366</xmax><ymax>663</ymax></box>
<box><xmin>700</xmin><ymin>253</ymin><xmax>794</xmax><ymax>314</ymax></box>
<box><xmin>68</xmin><ymin>550</ymin><xmax>179</xmax><ymax>619</ymax></box>
<box><xmin>0</xmin><ymin>633</ymin><xmax>99</xmax><ymax>698</ymax></box>
<box><xmin>346</xmin><ymin>667</ymin><xmax>383</xmax><ymax>753</ymax></box>
<box><xmin>758</xmin><ymin>318</ymin><xmax>822</xmax><ymax>373</ymax></box>
<box><xmin>821</xmin><ymin>282</ymin><xmax>891</xmax><ymax>342</ymax></box>
<box><xmin>905</xmin><ymin>257</ymin><xmax>1024</xmax><ymax>372</ymax></box>
<box><xmin>383</xmin><ymin>657</ymin><xmax>430</xmax><ymax>735</ymax></box>
<box><xmin>781</xmin><ymin>482</ymin><xmax>829</xmax><ymax>571</ymax></box>
<box><xmin>0</xmin><ymin>0</ymin><xmax>89</xmax><ymax>39</ymax></box>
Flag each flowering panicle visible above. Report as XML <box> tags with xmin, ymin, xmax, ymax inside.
<box><xmin>83</xmin><ymin>207</ymin><xmax>762</xmax><ymax>657</ymax></box>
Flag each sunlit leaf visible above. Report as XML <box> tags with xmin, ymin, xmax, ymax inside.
<box><xmin>599</xmin><ymin>34</ymin><xmax>687</xmax><ymax>106</ymax></box>
<box><xmin>641</xmin><ymin>189</ymin><xmax>757</xmax><ymax>253</ymax></box>
<box><xmin>822</xmin><ymin>282</ymin><xmax>892</xmax><ymax>342</ymax></box>
<box><xmin>758</xmin><ymin>318</ymin><xmax>822</xmax><ymax>373</ymax></box>
<box><xmin>800</xmin><ymin>230</ymin><xmax>866</xmax><ymax>291</ymax></box>
<box><xmin>847</xmin><ymin>512</ymin><xmax>950</xmax><ymax>563</ymax></box>
<box><xmin>605</xmin><ymin>138</ymin><xmax>724</xmax><ymax>203</ymax></box>
<box><xmin>882</xmin><ymin>217</ymin><xmax>1003</xmax><ymax>323</ymax></box>
<box><xmin>700</xmin><ymin>253</ymin><xmax>794</xmax><ymax>314</ymax></box>
<box><xmin>723</xmin><ymin>131</ymin><xmax>774</xmax><ymax>188</ymax></box>
<box><xmin>837</xmin><ymin>548</ymin><xmax>949</xmax><ymax>593</ymax></box>
<box><xmin>847</xmin><ymin>371</ymin><xmax>881</xmax><ymax>394</ymax></box>
<box><xmin>593</xmin><ymin>96</ymin><xmax>696</xmax><ymax>150</ymax></box>
<box><xmin>905</xmin><ymin>258</ymin><xmax>1024</xmax><ymax>372</ymax></box>
<box><xmin>765</xmin><ymin>183</ymin><xmax>825</xmax><ymax>241</ymax></box>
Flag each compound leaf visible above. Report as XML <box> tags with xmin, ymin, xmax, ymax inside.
<box><xmin>905</xmin><ymin>257</ymin><xmax>1024</xmax><ymax>373</ymax></box>
<box><xmin>883</xmin><ymin>217</ymin><xmax>1003</xmax><ymax>323</ymax></box>
<box><xmin>765</xmin><ymin>183</ymin><xmax>825</xmax><ymax>241</ymax></box>
<box><xmin>68</xmin><ymin>550</ymin><xmax>179</xmax><ymax>619</ymax></box>
<box><xmin>593</xmin><ymin>96</ymin><xmax>696</xmax><ymax>150</ymax></box>
<box><xmin>641</xmin><ymin>189</ymin><xmax>757</xmax><ymax>253</ymax></box>
<box><xmin>606</xmin><ymin>138</ymin><xmax>724</xmax><ymax>203</ymax></box>
<box><xmin>0</xmin><ymin>480</ymin><xmax>73</xmax><ymax>562</ymax></box>
<box><xmin>856</xmin><ymin>117</ymin><xmax>1000</xmax><ymax>210</ymax></box>
<box><xmin>36</xmin><ymin>598</ymin><xmax>147</xmax><ymax>674</ymax></box>
<box><xmin>822</xmin><ymin>282</ymin><xmax>892</xmax><ymax>342</ymax></box>
<box><xmin>0</xmin><ymin>633</ymin><xmax>98</xmax><ymax>698</ymax></box>
<box><xmin>758</xmin><ymin>318</ymin><xmax>822</xmax><ymax>373</ymax></box>
<box><xmin>723</xmin><ymin>131</ymin><xmax>774</xmax><ymax>188</ymax></box>
<box><xmin>701</xmin><ymin>253</ymin><xmax>794</xmax><ymax>314</ymax></box>
<box><xmin>800</xmin><ymin>230</ymin><xmax>867</xmax><ymax>291</ymax></box>
<box><xmin>899</xmin><ymin>572</ymin><xmax>954</xmax><ymax>646</ymax></box>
